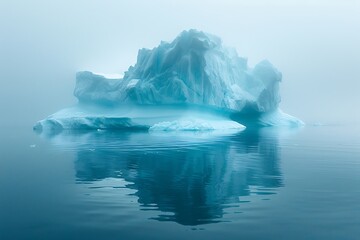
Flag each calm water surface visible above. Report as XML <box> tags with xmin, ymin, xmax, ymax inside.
<box><xmin>0</xmin><ymin>124</ymin><xmax>359</xmax><ymax>240</ymax></box>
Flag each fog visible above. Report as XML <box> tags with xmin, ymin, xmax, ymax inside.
<box><xmin>1</xmin><ymin>0</ymin><xmax>359</xmax><ymax>126</ymax></box>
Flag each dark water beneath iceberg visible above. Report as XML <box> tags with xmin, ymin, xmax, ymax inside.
<box><xmin>1</xmin><ymin>125</ymin><xmax>360</xmax><ymax>240</ymax></box>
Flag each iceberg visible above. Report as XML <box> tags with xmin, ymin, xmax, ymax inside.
<box><xmin>34</xmin><ymin>29</ymin><xmax>303</xmax><ymax>132</ymax></box>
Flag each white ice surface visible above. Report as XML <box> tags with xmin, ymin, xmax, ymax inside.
<box><xmin>258</xmin><ymin>109</ymin><xmax>305</xmax><ymax>127</ymax></box>
<box><xmin>149</xmin><ymin>119</ymin><xmax>245</xmax><ymax>132</ymax></box>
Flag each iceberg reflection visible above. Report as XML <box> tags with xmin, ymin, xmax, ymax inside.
<box><xmin>41</xmin><ymin>129</ymin><xmax>284</xmax><ymax>225</ymax></box>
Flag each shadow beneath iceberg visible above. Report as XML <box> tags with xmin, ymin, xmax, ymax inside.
<box><xmin>40</xmin><ymin>128</ymin><xmax>285</xmax><ymax>226</ymax></box>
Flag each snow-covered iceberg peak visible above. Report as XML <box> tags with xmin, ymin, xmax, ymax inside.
<box><xmin>35</xmin><ymin>29</ymin><xmax>303</xmax><ymax>132</ymax></box>
<box><xmin>75</xmin><ymin>29</ymin><xmax>281</xmax><ymax>113</ymax></box>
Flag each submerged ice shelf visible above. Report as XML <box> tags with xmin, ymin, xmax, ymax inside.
<box><xmin>34</xmin><ymin>105</ymin><xmax>246</xmax><ymax>132</ymax></box>
<box><xmin>35</xmin><ymin>29</ymin><xmax>303</xmax><ymax>133</ymax></box>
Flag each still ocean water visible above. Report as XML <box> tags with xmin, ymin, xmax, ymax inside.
<box><xmin>0</xmin><ymin>124</ymin><xmax>359</xmax><ymax>240</ymax></box>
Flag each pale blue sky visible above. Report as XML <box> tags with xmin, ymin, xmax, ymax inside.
<box><xmin>1</xmin><ymin>0</ymin><xmax>359</xmax><ymax>125</ymax></box>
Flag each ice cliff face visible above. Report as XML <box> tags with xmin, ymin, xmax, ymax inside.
<box><xmin>35</xmin><ymin>29</ymin><xmax>303</xmax><ymax>132</ymax></box>
<box><xmin>75</xmin><ymin>30</ymin><xmax>281</xmax><ymax>113</ymax></box>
